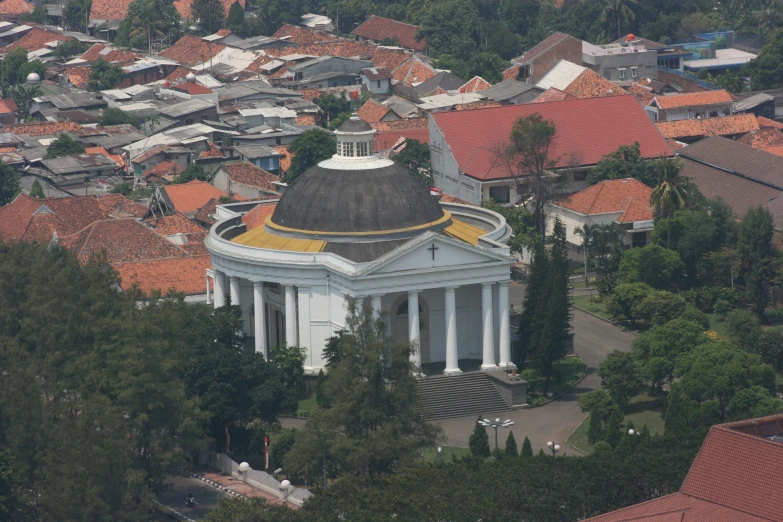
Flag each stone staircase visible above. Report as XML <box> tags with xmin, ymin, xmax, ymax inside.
<box><xmin>417</xmin><ymin>371</ymin><xmax>510</xmax><ymax>420</ymax></box>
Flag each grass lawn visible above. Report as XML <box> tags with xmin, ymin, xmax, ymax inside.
<box><xmin>297</xmin><ymin>394</ymin><xmax>318</xmax><ymax>417</ymax></box>
<box><xmin>707</xmin><ymin>313</ymin><xmax>728</xmax><ymax>338</ymax></box>
<box><xmin>572</xmin><ymin>294</ymin><xmax>613</xmax><ymax>320</ymax></box>
<box><xmin>567</xmin><ymin>393</ymin><xmax>666</xmax><ymax>455</ymax></box>
<box><xmin>420</xmin><ymin>445</ymin><xmax>471</xmax><ymax>463</ymax></box>
<box><xmin>546</xmin><ymin>357</ymin><xmax>587</xmax><ymax>396</ymax></box>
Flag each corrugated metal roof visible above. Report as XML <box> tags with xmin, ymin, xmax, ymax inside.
<box><xmin>159</xmin><ymin>98</ymin><xmax>215</xmax><ymax>118</ymax></box>
<box><xmin>41</xmin><ymin>153</ymin><xmax>119</xmax><ymax>174</ymax></box>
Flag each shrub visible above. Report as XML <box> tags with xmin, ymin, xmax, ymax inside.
<box><xmin>683</xmin><ymin>286</ymin><xmax>740</xmax><ymax>313</ymax></box>
<box><xmin>713</xmin><ymin>298</ymin><xmax>734</xmax><ymax>317</ymax></box>
<box><xmin>680</xmin><ymin>306</ymin><xmax>710</xmax><ymax>329</ymax></box>
<box><xmin>637</xmin><ymin>290</ymin><xmax>687</xmax><ymax>326</ymax></box>
<box><xmin>519</xmin><ymin>368</ymin><xmax>538</xmax><ymax>393</ymax></box>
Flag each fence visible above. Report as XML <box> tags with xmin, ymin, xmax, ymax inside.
<box><xmin>202</xmin><ymin>452</ymin><xmax>314</xmax><ymax>507</ymax></box>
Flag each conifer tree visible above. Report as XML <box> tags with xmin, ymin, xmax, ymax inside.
<box><xmin>520</xmin><ymin>237</ymin><xmax>548</xmax><ymax>365</ymax></box>
<box><xmin>504</xmin><ymin>431</ymin><xmax>518</xmax><ymax>458</ymax></box>
<box><xmin>605</xmin><ymin>409</ymin><xmax>624</xmax><ymax>448</ymax></box>
<box><xmin>521</xmin><ymin>436</ymin><xmax>533</xmax><ymax>457</ymax></box>
<box><xmin>587</xmin><ymin>412</ymin><xmax>604</xmax><ymax>444</ymax></box>
<box><xmin>468</xmin><ymin>417</ymin><xmax>490</xmax><ymax>458</ymax></box>
<box><xmin>29</xmin><ymin>179</ymin><xmax>44</xmax><ymax>199</ymax></box>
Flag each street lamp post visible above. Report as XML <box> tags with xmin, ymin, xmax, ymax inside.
<box><xmin>546</xmin><ymin>441</ymin><xmax>560</xmax><ymax>457</ymax></box>
<box><xmin>478</xmin><ymin>417</ymin><xmax>514</xmax><ymax>458</ymax></box>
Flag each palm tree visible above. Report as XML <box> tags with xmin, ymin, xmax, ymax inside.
<box><xmin>649</xmin><ymin>158</ymin><xmax>687</xmax><ymax>249</ymax></box>
<box><xmin>129</xmin><ymin>0</ymin><xmax>165</xmax><ymax>52</ymax></box>
<box><xmin>574</xmin><ymin>223</ymin><xmax>597</xmax><ymax>287</ymax></box>
<box><xmin>600</xmin><ymin>0</ymin><xmax>639</xmax><ymax>40</ymax></box>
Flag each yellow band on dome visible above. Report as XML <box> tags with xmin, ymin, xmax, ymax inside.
<box><xmin>265</xmin><ymin>210</ymin><xmax>453</xmax><ymax>237</ymax></box>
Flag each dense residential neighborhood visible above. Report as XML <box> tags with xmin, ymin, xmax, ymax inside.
<box><xmin>3</xmin><ymin>0</ymin><xmax>783</xmax><ymax>520</ymax></box>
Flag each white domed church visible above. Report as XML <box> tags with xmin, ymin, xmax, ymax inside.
<box><xmin>205</xmin><ymin>116</ymin><xmax>516</xmax><ymax>376</ymax></box>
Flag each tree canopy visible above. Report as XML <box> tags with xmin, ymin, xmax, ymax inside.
<box><xmin>286</xmin><ymin>129</ymin><xmax>336</xmax><ymax>182</ymax></box>
<box><xmin>87</xmin><ymin>58</ymin><xmax>125</xmax><ymax>91</ymax></box>
<box><xmin>45</xmin><ymin>133</ymin><xmax>86</xmax><ymax>158</ymax></box>
<box><xmin>100</xmin><ymin>107</ymin><xmax>140</xmax><ymax>127</ymax></box>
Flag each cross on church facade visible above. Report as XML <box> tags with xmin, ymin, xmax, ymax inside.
<box><xmin>428</xmin><ymin>243</ymin><xmax>439</xmax><ymax>260</ymax></box>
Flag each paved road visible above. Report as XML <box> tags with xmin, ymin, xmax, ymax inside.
<box><xmin>435</xmin><ymin>282</ymin><xmax>635</xmax><ymax>454</ymax></box>
<box><xmin>157</xmin><ymin>475</ymin><xmax>229</xmax><ymax>521</ymax></box>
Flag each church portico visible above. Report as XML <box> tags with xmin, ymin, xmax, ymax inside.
<box><xmin>205</xmin><ymin>115</ymin><xmax>516</xmax><ymax>378</ymax></box>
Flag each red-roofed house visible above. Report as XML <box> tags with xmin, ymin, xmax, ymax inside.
<box><xmin>151</xmin><ymin>180</ymin><xmax>238</xmax><ymax>217</ymax></box>
<box><xmin>89</xmin><ymin>0</ymin><xmax>134</xmax><ymax>24</ymax></box>
<box><xmin>509</xmin><ymin>32</ymin><xmax>583</xmax><ymax>84</ymax></box>
<box><xmin>0</xmin><ymin>0</ymin><xmax>33</xmax><ymax>17</ymax></box>
<box><xmin>113</xmin><ymin>255</ymin><xmax>212</xmax><ymax>296</ymax></box>
<box><xmin>549</xmin><ymin>178</ymin><xmax>654</xmax><ymax>247</ymax></box>
<box><xmin>6</xmin><ymin>28</ymin><xmax>71</xmax><ymax>52</ymax></box>
<box><xmin>212</xmin><ymin>162</ymin><xmax>281</xmax><ymax>200</ymax></box>
<box><xmin>646</xmin><ymin>89</ymin><xmax>734</xmax><ymax>122</ymax></box>
<box><xmin>459</xmin><ymin>77</ymin><xmax>492</xmax><ymax>94</ymax></box>
<box><xmin>161</xmin><ymin>35</ymin><xmax>225</xmax><ymax>67</ymax></box>
<box><xmin>586</xmin><ymin>414</ymin><xmax>783</xmax><ymax>522</ymax></box>
<box><xmin>357</xmin><ymin>98</ymin><xmax>397</xmax><ymax>124</ymax></box>
<box><xmin>352</xmin><ymin>15</ymin><xmax>426</xmax><ymax>52</ymax></box>
<box><xmin>430</xmin><ymin>95</ymin><xmax>673</xmax><ymax>205</ymax></box>
<box><xmin>242</xmin><ymin>201</ymin><xmax>278</xmax><ymax>231</ymax></box>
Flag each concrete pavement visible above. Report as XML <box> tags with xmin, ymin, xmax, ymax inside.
<box><xmin>435</xmin><ymin>282</ymin><xmax>635</xmax><ymax>454</ymax></box>
<box><xmin>157</xmin><ymin>475</ymin><xmax>229</xmax><ymax>521</ymax></box>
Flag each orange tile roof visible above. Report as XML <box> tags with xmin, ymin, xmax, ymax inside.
<box><xmin>0</xmin><ymin>0</ymin><xmax>33</xmax><ymax>15</ymax></box>
<box><xmin>622</xmin><ymin>82</ymin><xmax>655</xmax><ymax>105</ymax></box>
<box><xmin>459</xmin><ymin>76</ymin><xmax>492</xmax><ymax>93</ymax></box>
<box><xmin>656</xmin><ymin>113</ymin><xmax>760</xmax><ymax>139</ymax></box>
<box><xmin>62</xmin><ymin>218</ymin><xmax>186</xmax><ymax>264</ymax></box>
<box><xmin>242</xmin><ymin>202</ymin><xmax>277</xmax><ymax>231</ymax></box>
<box><xmin>66</xmin><ymin>67</ymin><xmax>91</xmax><ymax>89</ymax></box>
<box><xmin>85</xmin><ymin>146</ymin><xmax>126</xmax><ymax>168</ymax></box>
<box><xmin>174</xmin><ymin>0</ymin><xmax>245</xmax><ymax>20</ymax></box>
<box><xmin>114</xmin><ymin>255</ymin><xmax>211</xmax><ymax>295</ymax></box>
<box><xmin>162</xmin><ymin>180</ymin><xmax>233</xmax><ymax>214</ymax></box>
<box><xmin>161</xmin><ymin>35</ymin><xmax>225</xmax><ymax>66</ymax></box>
<box><xmin>531</xmin><ymin>87</ymin><xmax>576</xmax><ymax>103</ymax></box>
<box><xmin>761</xmin><ymin>145</ymin><xmax>783</xmax><ymax>157</ymax></box>
<box><xmin>4</xmin><ymin>120</ymin><xmax>83</xmax><ymax>136</ymax></box>
<box><xmin>564</xmin><ymin>69</ymin><xmax>624</xmax><ymax>99</ymax></box>
<box><xmin>453</xmin><ymin>100</ymin><xmax>501</xmax><ymax>111</ymax></box>
<box><xmin>89</xmin><ymin>0</ymin><xmax>134</xmax><ymax>20</ymax></box>
<box><xmin>556</xmin><ymin>178</ymin><xmax>653</xmax><ymax>222</ymax></box>
<box><xmin>758</xmin><ymin>116</ymin><xmax>783</xmax><ymax>129</ymax></box>
<box><xmin>144</xmin><ymin>160</ymin><xmax>185</xmax><ymax>178</ymax></box>
<box><xmin>192</xmin><ymin>198</ymin><xmax>217</xmax><ymax>224</ymax></box>
<box><xmin>392</xmin><ymin>55</ymin><xmax>437</xmax><ymax>86</ymax></box>
<box><xmin>272</xmin><ymin>23</ymin><xmax>335</xmax><ymax>44</ymax></box>
<box><xmin>7</xmin><ymin>28</ymin><xmax>70</xmax><ymax>52</ymax></box>
<box><xmin>352</xmin><ymin>15</ymin><xmax>426</xmax><ymax>52</ymax></box>
<box><xmin>165</xmin><ymin>67</ymin><xmax>193</xmax><ymax>82</ymax></box>
<box><xmin>370</xmin><ymin>117</ymin><xmax>428</xmax><ymax>132</ymax></box>
<box><xmin>174</xmin><ymin>82</ymin><xmax>213</xmax><ymax>95</ymax></box>
<box><xmin>197</xmin><ymin>141</ymin><xmax>223</xmax><ymax>159</ymax></box>
<box><xmin>272</xmin><ymin>145</ymin><xmax>292</xmax><ymax>173</ymax></box>
<box><xmin>357</xmin><ymin>98</ymin><xmax>391</xmax><ymax>123</ymax></box>
<box><xmin>180</xmin><ymin>232</ymin><xmax>208</xmax><ymax>255</ymax></box>
<box><xmin>440</xmin><ymin>193</ymin><xmax>474</xmax><ymax>205</ymax></box>
<box><xmin>652</xmin><ymin>89</ymin><xmax>733</xmax><ymax>109</ymax></box>
<box><xmin>502</xmin><ymin>65</ymin><xmax>520</xmax><ymax>81</ymax></box>
<box><xmin>80</xmin><ymin>43</ymin><xmax>140</xmax><ymax>65</ymax></box>
<box><xmin>222</xmin><ymin>162</ymin><xmax>279</xmax><ymax>192</ymax></box>
<box><xmin>667</xmin><ymin>139</ymin><xmax>685</xmax><ymax>150</ymax></box>
<box><xmin>371</xmin><ymin>47</ymin><xmax>413</xmax><ymax>71</ymax></box>
<box><xmin>96</xmin><ymin>193</ymin><xmax>147</xmax><ymax>218</ymax></box>
<box><xmin>0</xmin><ymin>99</ymin><xmax>17</xmax><ymax>114</ymax></box>
<box><xmin>295</xmin><ymin>114</ymin><xmax>317</xmax><ymax>126</ymax></box>
<box><xmin>737</xmin><ymin>127</ymin><xmax>783</xmax><ymax>148</ymax></box>
<box><xmin>144</xmin><ymin>212</ymin><xmax>204</xmax><ymax>235</ymax></box>
<box><xmin>0</xmin><ymin>146</ymin><xmax>15</xmax><ymax>153</ymax></box>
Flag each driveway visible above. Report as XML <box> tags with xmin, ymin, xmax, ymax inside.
<box><xmin>157</xmin><ymin>475</ymin><xmax>229</xmax><ymax>521</ymax></box>
<box><xmin>435</xmin><ymin>282</ymin><xmax>635</xmax><ymax>454</ymax></box>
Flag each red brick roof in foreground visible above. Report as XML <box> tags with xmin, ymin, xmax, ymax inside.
<box><xmin>587</xmin><ymin>414</ymin><xmax>783</xmax><ymax>522</ymax></box>
<box><xmin>433</xmin><ymin>95</ymin><xmax>672</xmax><ymax>181</ymax></box>
<box><xmin>0</xmin><ymin>0</ymin><xmax>33</xmax><ymax>16</ymax></box>
<box><xmin>7</xmin><ymin>28</ymin><xmax>69</xmax><ymax>52</ymax></box>
<box><xmin>352</xmin><ymin>15</ymin><xmax>426</xmax><ymax>52</ymax></box>
<box><xmin>242</xmin><ymin>202</ymin><xmax>277</xmax><ymax>231</ymax></box>
<box><xmin>0</xmin><ymin>193</ymin><xmax>113</xmax><ymax>243</ymax></box>
<box><xmin>114</xmin><ymin>255</ymin><xmax>211</xmax><ymax>295</ymax></box>
<box><xmin>89</xmin><ymin>0</ymin><xmax>134</xmax><ymax>20</ymax></box>
<box><xmin>459</xmin><ymin>76</ymin><xmax>492</xmax><ymax>93</ymax></box>
<box><xmin>556</xmin><ymin>178</ymin><xmax>653</xmax><ymax>222</ymax></box>
<box><xmin>144</xmin><ymin>212</ymin><xmax>204</xmax><ymax>236</ymax></box>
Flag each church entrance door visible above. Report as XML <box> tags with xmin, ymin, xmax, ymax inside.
<box><xmin>391</xmin><ymin>295</ymin><xmax>430</xmax><ymax>363</ymax></box>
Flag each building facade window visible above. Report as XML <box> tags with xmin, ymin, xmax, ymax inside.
<box><xmin>618</xmin><ymin>68</ymin><xmax>626</xmax><ymax>79</ymax></box>
<box><xmin>489</xmin><ymin>185</ymin><xmax>510</xmax><ymax>203</ymax></box>
<box><xmin>631</xmin><ymin>67</ymin><xmax>638</xmax><ymax>78</ymax></box>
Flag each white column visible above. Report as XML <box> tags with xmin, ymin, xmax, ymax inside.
<box><xmin>284</xmin><ymin>284</ymin><xmax>298</xmax><ymax>346</ymax></box>
<box><xmin>205</xmin><ymin>274</ymin><xmax>211</xmax><ymax>305</ymax></box>
<box><xmin>253</xmin><ymin>281</ymin><xmax>267</xmax><ymax>358</ymax></box>
<box><xmin>444</xmin><ymin>286</ymin><xmax>461</xmax><ymax>376</ymax></box>
<box><xmin>229</xmin><ymin>276</ymin><xmax>240</xmax><ymax>307</ymax></box>
<box><xmin>481</xmin><ymin>282</ymin><xmax>497</xmax><ymax>371</ymax></box>
<box><xmin>498</xmin><ymin>281</ymin><xmax>515</xmax><ymax>370</ymax></box>
<box><xmin>213</xmin><ymin>269</ymin><xmax>226</xmax><ymax>308</ymax></box>
<box><xmin>297</xmin><ymin>286</ymin><xmax>312</xmax><ymax>369</ymax></box>
<box><xmin>408</xmin><ymin>291</ymin><xmax>421</xmax><ymax>368</ymax></box>
<box><xmin>371</xmin><ymin>294</ymin><xmax>383</xmax><ymax>319</ymax></box>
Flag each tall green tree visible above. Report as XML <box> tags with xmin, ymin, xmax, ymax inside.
<box><xmin>587</xmin><ymin>142</ymin><xmax>660</xmax><ymax>187</ymax></box>
<box><xmin>29</xmin><ymin>179</ymin><xmax>45</xmax><ymax>199</ymax></box>
<box><xmin>100</xmin><ymin>107</ymin><xmax>139</xmax><ymax>127</ymax></box>
<box><xmin>1</xmin><ymin>47</ymin><xmax>28</xmax><ymax>85</ymax></box>
<box><xmin>394</xmin><ymin>139</ymin><xmax>431</xmax><ymax>175</ymax></box>
<box><xmin>601</xmin><ymin>0</ymin><xmax>639</xmax><ymax>39</ymax></box>
<box><xmin>598</xmin><ymin>351</ymin><xmax>642</xmax><ymax>413</ymax></box>
<box><xmin>0</xmin><ymin>450</ymin><xmax>16</xmax><ymax>521</ymax></box>
<box><xmin>0</xmin><ymin>159</ymin><xmax>19</xmax><ymax>205</ymax></box>
<box><xmin>313</xmin><ymin>94</ymin><xmax>349</xmax><ymax>127</ymax></box>
<box><xmin>520</xmin><ymin>237</ymin><xmax>548</xmax><ymax>367</ymax></box>
<box><xmin>649</xmin><ymin>158</ymin><xmax>687</xmax><ymax>249</ymax></box>
<box><xmin>469</xmin><ymin>418</ymin><xmax>491</xmax><ymax>458</ymax></box>
<box><xmin>284</xmin><ymin>301</ymin><xmax>440</xmax><ymax>477</ymax></box>
<box><xmin>737</xmin><ymin>206</ymin><xmax>774</xmax><ymax>319</ymax></box>
<box><xmin>286</xmin><ymin>129</ymin><xmax>336</xmax><ymax>182</ymax></box>
<box><xmin>63</xmin><ymin>0</ymin><xmax>91</xmax><ymax>32</ymax></box>
<box><xmin>591</xmin><ymin>223</ymin><xmax>624</xmax><ymax>297</ymax></box>
<box><xmin>574</xmin><ymin>223</ymin><xmax>597</xmax><ymax>286</ymax></box>
<box><xmin>619</xmin><ymin>244</ymin><xmax>684</xmax><ymax>291</ymax></box>
<box><xmin>115</xmin><ymin>0</ymin><xmax>181</xmax><ymax>49</ymax></box>
<box><xmin>192</xmin><ymin>0</ymin><xmax>226</xmax><ymax>33</ymax></box>
<box><xmin>743</xmin><ymin>27</ymin><xmax>783</xmax><ymax>90</ymax></box>
<box><xmin>87</xmin><ymin>58</ymin><xmax>125</xmax><ymax>91</ymax></box>
<box><xmin>504</xmin><ymin>431</ymin><xmax>518</xmax><ymax>458</ymax></box>
<box><xmin>225</xmin><ymin>1</ymin><xmax>246</xmax><ymax>33</ymax></box>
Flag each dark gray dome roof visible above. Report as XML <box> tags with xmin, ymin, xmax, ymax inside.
<box><xmin>336</xmin><ymin>117</ymin><xmax>372</xmax><ymax>133</ymax></box>
<box><xmin>271</xmin><ymin>162</ymin><xmax>445</xmax><ymax>233</ymax></box>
